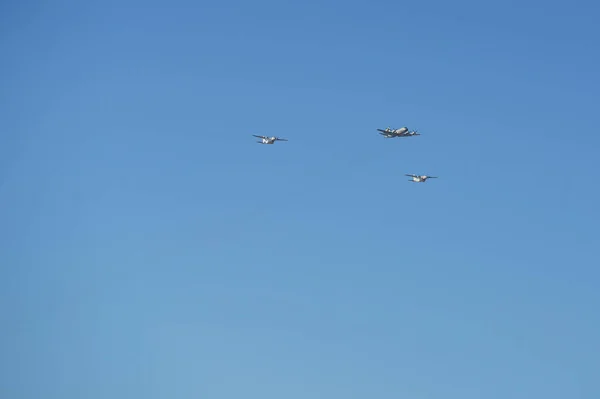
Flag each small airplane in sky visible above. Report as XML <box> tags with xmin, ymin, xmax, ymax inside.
<box><xmin>377</xmin><ymin>127</ymin><xmax>420</xmax><ymax>138</ymax></box>
<box><xmin>406</xmin><ymin>174</ymin><xmax>437</xmax><ymax>183</ymax></box>
<box><xmin>253</xmin><ymin>135</ymin><xmax>288</xmax><ymax>144</ymax></box>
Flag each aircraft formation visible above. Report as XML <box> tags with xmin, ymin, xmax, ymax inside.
<box><xmin>251</xmin><ymin>125</ymin><xmax>437</xmax><ymax>184</ymax></box>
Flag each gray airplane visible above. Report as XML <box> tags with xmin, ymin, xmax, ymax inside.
<box><xmin>253</xmin><ymin>135</ymin><xmax>288</xmax><ymax>144</ymax></box>
<box><xmin>406</xmin><ymin>174</ymin><xmax>437</xmax><ymax>183</ymax></box>
<box><xmin>377</xmin><ymin>126</ymin><xmax>420</xmax><ymax>138</ymax></box>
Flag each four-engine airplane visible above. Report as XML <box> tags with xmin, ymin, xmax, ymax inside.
<box><xmin>377</xmin><ymin>127</ymin><xmax>420</xmax><ymax>138</ymax></box>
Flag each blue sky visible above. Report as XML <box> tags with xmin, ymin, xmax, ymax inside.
<box><xmin>1</xmin><ymin>0</ymin><xmax>599</xmax><ymax>397</ymax></box>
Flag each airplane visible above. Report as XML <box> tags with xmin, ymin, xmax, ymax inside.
<box><xmin>377</xmin><ymin>126</ymin><xmax>420</xmax><ymax>138</ymax></box>
<box><xmin>405</xmin><ymin>174</ymin><xmax>437</xmax><ymax>183</ymax></box>
<box><xmin>253</xmin><ymin>135</ymin><xmax>288</xmax><ymax>144</ymax></box>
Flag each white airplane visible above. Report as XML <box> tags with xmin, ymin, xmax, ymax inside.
<box><xmin>406</xmin><ymin>174</ymin><xmax>437</xmax><ymax>183</ymax></box>
<box><xmin>377</xmin><ymin>126</ymin><xmax>420</xmax><ymax>138</ymax></box>
<box><xmin>252</xmin><ymin>135</ymin><xmax>288</xmax><ymax>144</ymax></box>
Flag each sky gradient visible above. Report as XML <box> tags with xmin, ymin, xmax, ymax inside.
<box><xmin>1</xmin><ymin>0</ymin><xmax>599</xmax><ymax>398</ymax></box>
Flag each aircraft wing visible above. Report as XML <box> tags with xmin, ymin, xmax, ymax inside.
<box><xmin>252</xmin><ymin>134</ymin><xmax>267</xmax><ymax>139</ymax></box>
<box><xmin>276</xmin><ymin>137</ymin><xmax>288</xmax><ymax>141</ymax></box>
<box><xmin>405</xmin><ymin>174</ymin><xmax>417</xmax><ymax>177</ymax></box>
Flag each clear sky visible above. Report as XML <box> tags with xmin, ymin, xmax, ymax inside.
<box><xmin>1</xmin><ymin>0</ymin><xmax>599</xmax><ymax>398</ymax></box>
